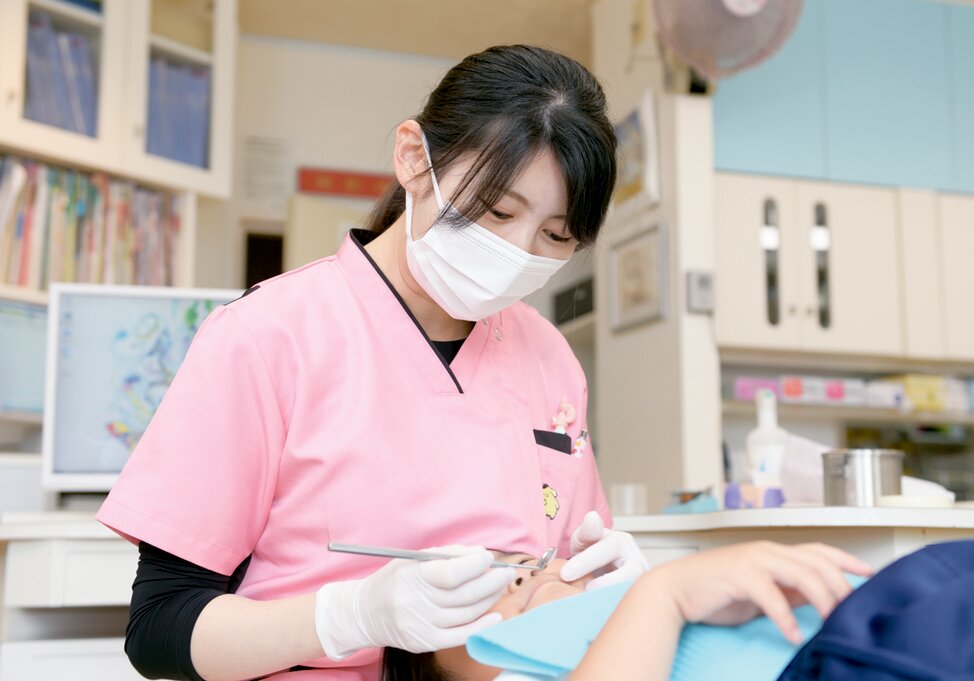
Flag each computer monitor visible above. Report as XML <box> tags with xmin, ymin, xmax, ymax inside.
<box><xmin>42</xmin><ymin>283</ymin><xmax>242</xmax><ymax>492</ymax></box>
<box><xmin>0</xmin><ymin>291</ymin><xmax>48</xmax><ymax>416</ymax></box>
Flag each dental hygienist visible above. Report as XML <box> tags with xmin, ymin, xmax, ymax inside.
<box><xmin>96</xmin><ymin>45</ymin><xmax>642</xmax><ymax>681</ymax></box>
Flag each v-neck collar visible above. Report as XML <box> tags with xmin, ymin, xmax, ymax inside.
<box><xmin>338</xmin><ymin>230</ymin><xmax>495</xmax><ymax>395</ymax></box>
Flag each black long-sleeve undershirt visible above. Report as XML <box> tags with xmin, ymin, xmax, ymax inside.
<box><xmin>126</xmin><ymin>543</ymin><xmax>251</xmax><ymax>680</ymax></box>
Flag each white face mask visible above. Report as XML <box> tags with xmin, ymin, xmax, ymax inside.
<box><xmin>404</xmin><ymin>136</ymin><xmax>570</xmax><ymax>322</ymax></box>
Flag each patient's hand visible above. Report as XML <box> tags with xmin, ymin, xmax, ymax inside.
<box><xmin>653</xmin><ymin>542</ymin><xmax>873</xmax><ymax>644</ymax></box>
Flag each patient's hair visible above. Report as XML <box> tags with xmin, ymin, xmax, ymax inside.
<box><xmin>381</xmin><ymin>648</ymin><xmax>456</xmax><ymax>681</ymax></box>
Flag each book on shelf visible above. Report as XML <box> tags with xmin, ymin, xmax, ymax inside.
<box><xmin>24</xmin><ymin>11</ymin><xmax>98</xmax><ymax>137</ymax></box>
<box><xmin>0</xmin><ymin>156</ymin><xmax>183</xmax><ymax>289</ymax></box>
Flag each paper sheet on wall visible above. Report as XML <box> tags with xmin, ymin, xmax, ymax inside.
<box><xmin>241</xmin><ymin>135</ymin><xmax>291</xmax><ymax>221</ymax></box>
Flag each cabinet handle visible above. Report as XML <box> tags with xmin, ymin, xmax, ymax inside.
<box><xmin>6</xmin><ymin>89</ymin><xmax>16</xmax><ymax>104</ymax></box>
<box><xmin>762</xmin><ymin>198</ymin><xmax>781</xmax><ymax>326</ymax></box>
<box><xmin>806</xmin><ymin>306</ymin><xmax>815</xmax><ymax>317</ymax></box>
<box><xmin>788</xmin><ymin>305</ymin><xmax>798</xmax><ymax>316</ymax></box>
<box><xmin>810</xmin><ymin>202</ymin><xmax>832</xmax><ymax>329</ymax></box>
<box><xmin>134</xmin><ymin>125</ymin><xmax>145</xmax><ymax>138</ymax></box>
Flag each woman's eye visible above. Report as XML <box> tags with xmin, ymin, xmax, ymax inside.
<box><xmin>490</xmin><ymin>209</ymin><xmax>513</xmax><ymax>220</ymax></box>
<box><xmin>546</xmin><ymin>231</ymin><xmax>572</xmax><ymax>244</ymax></box>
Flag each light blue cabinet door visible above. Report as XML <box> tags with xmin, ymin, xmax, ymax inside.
<box><xmin>713</xmin><ymin>0</ymin><xmax>826</xmax><ymax>178</ymax></box>
<box><xmin>948</xmin><ymin>4</ymin><xmax>974</xmax><ymax>193</ymax></box>
<box><xmin>822</xmin><ymin>0</ymin><xmax>951</xmax><ymax>189</ymax></box>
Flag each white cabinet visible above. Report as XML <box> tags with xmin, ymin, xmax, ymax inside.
<box><xmin>897</xmin><ymin>189</ymin><xmax>946</xmax><ymax>359</ymax></box>
<box><xmin>0</xmin><ymin>0</ymin><xmax>235</xmax><ymax>198</ymax></box>
<box><xmin>892</xmin><ymin>191</ymin><xmax>974</xmax><ymax>362</ymax></box>
<box><xmin>715</xmin><ymin>172</ymin><xmax>902</xmax><ymax>356</ymax></box>
<box><xmin>941</xmin><ymin>195</ymin><xmax>974</xmax><ymax>361</ymax></box>
<box><xmin>714</xmin><ymin>173</ymin><xmax>803</xmax><ymax>350</ymax></box>
<box><xmin>1</xmin><ymin>638</ymin><xmax>142</xmax><ymax>681</ymax></box>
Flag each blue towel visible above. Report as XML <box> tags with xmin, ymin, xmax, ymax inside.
<box><xmin>469</xmin><ymin>577</ymin><xmax>866</xmax><ymax>680</ymax></box>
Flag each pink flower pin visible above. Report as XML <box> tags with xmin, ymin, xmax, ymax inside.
<box><xmin>552</xmin><ymin>396</ymin><xmax>577</xmax><ymax>434</ymax></box>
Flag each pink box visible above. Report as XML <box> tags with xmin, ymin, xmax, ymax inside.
<box><xmin>734</xmin><ymin>377</ymin><xmax>780</xmax><ymax>402</ymax></box>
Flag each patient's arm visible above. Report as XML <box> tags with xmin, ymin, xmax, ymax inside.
<box><xmin>569</xmin><ymin>569</ymin><xmax>682</xmax><ymax>681</ymax></box>
<box><xmin>569</xmin><ymin>542</ymin><xmax>873</xmax><ymax>681</ymax></box>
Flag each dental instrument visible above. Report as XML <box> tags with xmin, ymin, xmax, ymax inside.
<box><xmin>329</xmin><ymin>542</ymin><xmax>556</xmax><ymax>571</ymax></box>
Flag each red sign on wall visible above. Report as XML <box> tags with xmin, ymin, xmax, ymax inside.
<box><xmin>297</xmin><ymin>168</ymin><xmax>394</xmax><ymax>199</ymax></box>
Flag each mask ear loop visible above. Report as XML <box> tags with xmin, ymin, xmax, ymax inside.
<box><xmin>420</xmin><ymin>133</ymin><xmax>445</xmax><ymax>210</ymax></box>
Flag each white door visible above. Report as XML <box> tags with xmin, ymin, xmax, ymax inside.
<box><xmin>940</xmin><ymin>195</ymin><xmax>974</xmax><ymax>361</ymax></box>
<box><xmin>795</xmin><ymin>182</ymin><xmax>902</xmax><ymax>356</ymax></box>
<box><xmin>714</xmin><ymin>173</ymin><xmax>803</xmax><ymax>350</ymax></box>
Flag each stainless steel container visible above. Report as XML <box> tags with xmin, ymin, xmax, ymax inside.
<box><xmin>822</xmin><ymin>449</ymin><xmax>904</xmax><ymax>507</ymax></box>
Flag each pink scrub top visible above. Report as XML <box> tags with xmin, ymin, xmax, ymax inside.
<box><xmin>97</xmin><ymin>230</ymin><xmax>611</xmax><ymax>680</ymax></box>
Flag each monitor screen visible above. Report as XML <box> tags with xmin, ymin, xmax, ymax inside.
<box><xmin>43</xmin><ymin>283</ymin><xmax>242</xmax><ymax>492</ymax></box>
<box><xmin>0</xmin><ymin>296</ymin><xmax>47</xmax><ymax>415</ymax></box>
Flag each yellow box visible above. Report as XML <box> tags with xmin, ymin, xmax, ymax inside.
<box><xmin>885</xmin><ymin>375</ymin><xmax>946</xmax><ymax>412</ymax></box>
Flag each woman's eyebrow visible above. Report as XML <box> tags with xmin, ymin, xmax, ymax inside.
<box><xmin>504</xmin><ymin>189</ymin><xmax>568</xmax><ymax>220</ymax></box>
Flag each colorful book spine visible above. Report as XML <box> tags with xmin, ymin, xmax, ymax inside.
<box><xmin>0</xmin><ymin>156</ymin><xmax>182</xmax><ymax>288</ymax></box>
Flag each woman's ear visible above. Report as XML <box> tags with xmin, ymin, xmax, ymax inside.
<box><xmin>393</xmin><ymin>120</ymin><xmax>430</xmax><ymax>195</ymax></box>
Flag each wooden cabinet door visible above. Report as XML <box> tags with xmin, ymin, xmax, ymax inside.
<box><xmin>714</xmin><ymin>173</ymin><xmax>803</xmax><ymax>350</ymax></box>
<box><xmin>940</xmin><ymin>195</ymin><xmax>974</xmax><ymax>361</ymax></box>
<box><xmin>795</xmin><ymin>181</ymin><xmax>902</xmax><ymax>356</ymax></box>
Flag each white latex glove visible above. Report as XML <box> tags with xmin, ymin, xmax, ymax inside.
<box><xmin>560</xmin><ymin>510</ymin><xmax>648</xmax><ymax>589</ymax></box>
<box><xmin>314</xmin><ymin>545</ymin><xmax>516</xmax><ymax>659</ymax></box>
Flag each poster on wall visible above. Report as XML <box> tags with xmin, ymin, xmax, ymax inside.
<box><xmin>241</xmin><ymin>134</ymin><xmax>292</xmax><ymax>220</ymax></box>
<box><xmin>612</xmin><ymin>89</ymin><xmax>661</xmax><ymax>207</ymax></box>
<box><xmin>609</xmin><ymin>219</ymin><xmax>667</xmax><ymax>332</ymax></box>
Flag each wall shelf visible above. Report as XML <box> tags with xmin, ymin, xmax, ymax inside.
<box><xmin>720</xmin><ymin>347</ymin><xmax>974</xmax><ymax>376</ymax></box>
<box><xmin>149</xmin><ymin>34</ymin><xmax>213</xmax><ymax>65</ymax></box>
<box><xmin>0</xmin><ymin>410</ymin><xmax>44</xmax><ymax>426</ymax></box>
<box><xmin>723</xmin><ymin>400</ymin><xmax>974</xmax><ymax>427</ymax></box>
<box><xmin>0</xmin><ymin>284</ymin><xmax>48</xmax><ymax>306</ymax></box>
<box><xmin>29</xmin><ymin>0</ymin><xmax>103</xmax><ymax>28</ymax></box>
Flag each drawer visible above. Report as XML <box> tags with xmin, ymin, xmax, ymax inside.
<box><xmin>0</xmin><ymin>638</ymin><xmax>143</xmax><ymax>681</ymax></box>
<box><xmin>4</xmin><ymin>539</ymin><xmax>138</xmax><ymax>607</ymax></box>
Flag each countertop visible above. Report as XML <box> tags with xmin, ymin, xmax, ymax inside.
<box><xmin>5</xmin><ymin>507</ymin><xmax>974</xmax><ymax>542</ymax></box>
<box><xmin>613</xmin><ymin>506</ymin><xmax>974</xmax><ymax>532</ymax></box>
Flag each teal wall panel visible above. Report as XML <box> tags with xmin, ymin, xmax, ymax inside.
<box><xmin>821</xmin><ymin>0</ymin><xmax>951</xmax><ymax>188</ymax></box>
<box><xmin>713</xmin><ymin>0</ymin><xmax>826</xmax><ymax>178</ymax></box>
<box><xmin>948</xmin><ymin>4</ymin><xmax>974</xmax><ymax>193</ymax></box>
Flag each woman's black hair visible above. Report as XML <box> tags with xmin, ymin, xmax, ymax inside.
<box><xmin>381</xmin><ymin>648</ymin><xmax>456</xmax><ymax>681</ymax></box>
<box><xmin>366</xmin><ymin>44</ymin><xmax>617</xmax><ymax>247</ymax></box>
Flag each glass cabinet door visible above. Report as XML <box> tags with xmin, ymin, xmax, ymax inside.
<box><xmin>0</xmin><ymin>0</ymin><xmax>125</xmax><ymax>168</ymax></box>
<box><xmin>122</xmin><ymin>0</ymin><xmax>235</xmax><ymax>198</ymax></box>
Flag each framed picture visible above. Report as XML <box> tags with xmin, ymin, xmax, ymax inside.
<box><xmin>609</xmin><ymin>221</ymin><xmax>667</xmax><ymax>331</ymax></box>
<box><xmin>612</xmin><ymin>88</ymin><xmax>661</xmax><ymax>207</ymax></box>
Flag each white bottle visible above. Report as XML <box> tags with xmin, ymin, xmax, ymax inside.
<box><xmin>746</xmin><ymin>389</ymin><xmax>788</xmax><ymax>487</ymax></box>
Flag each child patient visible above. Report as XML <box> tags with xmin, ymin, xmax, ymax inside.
<box><xmin>383</xmin><ymin>541</ymin><xmax>871</xmax><ymax>681</ymax></box>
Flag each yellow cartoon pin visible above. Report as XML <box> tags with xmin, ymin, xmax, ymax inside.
<box><xmin>542</xmin><ymin>483</ymin><xmax>560</xmax><ymax>519</ymax></box>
